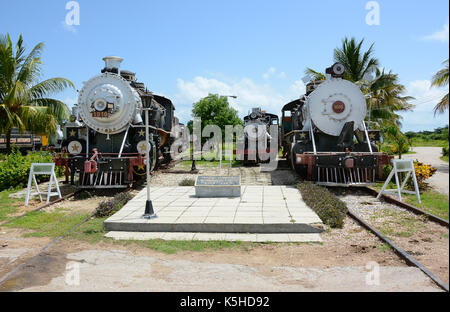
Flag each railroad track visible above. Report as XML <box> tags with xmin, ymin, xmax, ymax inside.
<box><xmin>332</xmin><ymin>185</ymin><xmax>449</xmax><ymax>292</ymax></box>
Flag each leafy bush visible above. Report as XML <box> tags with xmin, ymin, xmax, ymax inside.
<box><xmin>407</xmin><ymin>161</ymin><xmax>437</xmax><ymax>191</ymax></box>
<box><xmin>94</xmin><ymin>192</ymin><xmax>133</xmax><ymax>218</ymax></box>
<box><xmin>443</xmin><ymin>146</ymin><xmax>449</xmax><ymax>157</ymax></box>
<box><xmin>296</xmin><ymin>182</ymin><xmax>347</xmax><ymax>228</ymax></box>
<box><xmin>0</xmin><ymin>148</ymin><xmax>55</xmax><ymax>191</ymax></box>
<box><xmin>179</xmin><ymin>178</ymin><xmax>195</xmax><ymax>186</ymax></box>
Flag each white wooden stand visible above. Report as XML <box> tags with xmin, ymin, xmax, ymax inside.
<box><xmin>25</xmin><ymin>163</ymin><xmax>62</xmax><ymax>206</ymax></box>
<box><xmin>377</xmin><ymin>159</ymin><xmax>421</xmax><ymax>203</ymax></box>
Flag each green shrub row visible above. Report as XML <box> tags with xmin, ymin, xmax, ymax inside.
<box><xmin>443</xmin><ymin>146</ymin><xmax>449</xmax><ymax>157</ymax></box>
<box><xmin>94</xmin><ymin>192</ymin><xmax>133</xmax><ymax>218</ymax></box>
<box><xmin>296</xmin><ymin>182</ymin><xmax>347</xmax><ymax>228</ymax></box>
<box><xmin>0</xmin><ymin>148</ymin><xmax>55</xmax><ymax>191</ymax></box>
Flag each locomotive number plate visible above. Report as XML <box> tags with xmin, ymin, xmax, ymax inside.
<box><xmin>92</xmin><ymin>111</ymin><xmax>109</xmax><ymax>118</ymax></box>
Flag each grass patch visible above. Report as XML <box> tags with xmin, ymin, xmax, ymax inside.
<box><xmin>179</xmin><ymin>178</ymin><xmax>195</xmax><ymax>186</ymax></box>
<box><xmin>296</xmin><ymin>182</ymin><xmax>347</xmax><ymax>228</ymax></box>
<box><xmin>403</xmin><ymin>191</ymin><xmax>449</xmax><ymax>221</ymax></box>
<box><xmin>376</xmin><ymin>243</ymin><xmax>393</xmax><ymax>252</ymax></box>
<box><xmin>66</xmin><ymin>216</ymin><xmax>255</xmax><ymax>254</ymax></box>
<box><xmin>373</xmin><ymin>209</ymin><xmax>426</xmax><ymax>238</ymax></box>
<box><xmin>440</xmin><ymin>155</ymin><xmax>449</xmax><ymax>163</ymax></box>
<box><xmin>133</xmin><ymin>239</ymin><xmax>253</xmax><ymax>254</ymax></box>
<box><xmin>5</xmin><ymin>209</ymin><xmax>89</xmax><ymax>238</ymax></box>
<box><xmin>0</xmin><ymin>189</ymin><xmax>22</xmax><ymax>222</ymax></box>
<box><xmin>410</xmin><ymin>139</ymin><xmax>448</xmax><ymax>147</ymax></box>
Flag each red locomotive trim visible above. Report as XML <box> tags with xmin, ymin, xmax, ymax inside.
<box><xmin>295</xmin><ymin>152</ymin><xmax>393</xmax><ymax>181</ymax></box>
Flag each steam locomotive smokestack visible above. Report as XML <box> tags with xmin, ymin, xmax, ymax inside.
<box><xmin>102</xmin><ymin>56</ymin><xmax>123</xmax><ymax>74</ymax></box>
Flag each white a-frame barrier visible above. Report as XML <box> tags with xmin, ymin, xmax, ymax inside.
<box><xmin>25</xmin><ymin>163</ymin><xmax>62</xmax><ymax>206</ymax></box>
<box><xmin>377</xmin><ymin>159</ymin><xmax>421</xmax><ymax>203</ymax></box>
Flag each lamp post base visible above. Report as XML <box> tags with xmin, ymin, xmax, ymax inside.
<box><xmin>142</xmin><ymin>200</ymin><xmax>157</xmax><ymax>219</ymax></box>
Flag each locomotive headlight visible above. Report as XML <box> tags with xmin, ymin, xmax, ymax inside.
<box><xmin>94</xmin><ymin>99</ymin><xmax>107</xmax><ymax>111</ymax></box>
<box><xmin>332</xmin><ymin>63</ymin><xmax>345</xmax><ymax>76</ymax></box>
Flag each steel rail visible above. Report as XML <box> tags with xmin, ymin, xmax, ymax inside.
<box><xmin>0</xmin><ymin>190</ymin><xmax>81</xmax><ymax>227</ymax></box>
<box><xmin>360</xmin><ymin>186</ymin><xmax>449</xmax><ymax>227</ymax></box>
<box><xmin>347</xmin><ymin>209</ymin><xmax>449</xmax><ymax>292</ymax></box>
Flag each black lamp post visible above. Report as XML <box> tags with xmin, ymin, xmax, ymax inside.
<box><xmin>141</xmin><ymin>93</ymin><xmax>157</xmax><ymax>219</ymax></box>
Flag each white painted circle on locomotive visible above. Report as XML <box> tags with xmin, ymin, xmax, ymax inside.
<box><xmin>245</xmin><ymin>119</ymin><xmax>267</xmax><ymax>140</ymax></box>
<box><xmin>77</xmin><ymin>72</ymin><xmax>142</xmax><ymax>135</ymax></box>
<box><xmin>136</xmin><ymin>140</ymin><xmax>148</xmax><ymax>155</ymax></box>
<box><xmin>306</xmin><ymin>78</ymin><xmax>366</xmax><ymax>136</ymax></box>
<box><xmin>68</xmin><ymin>140</ymin><xmax>82</xmax><ymax>155</ymax></box>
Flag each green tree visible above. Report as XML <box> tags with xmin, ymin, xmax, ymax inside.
<box><xmin>383</xmin><ymin>125</ymin><xmax>410</xmax><ymax>159</ymax></box>
<box><xmin>431</xmin><ymin>59</ymin><xmax>449</xmax><ymax>115</ymax></box>
<box><xmin>364</xmin><ymin>68</ymin><xmax>414</xmax><ymax>129</ymax></box>
<box><xmin>0</xmin><ymin>33</ymin><xmax>74</xmax><ymax>153</ymax></box>
<box><xmin>191</xmin><ymin>94</ymin><xmax>242</xmax><ymax>138</ymax></box>
<box><xmin>191</xmin><ymin>94</ymin><xmax>242</xmax><ymax>159</ymax></box>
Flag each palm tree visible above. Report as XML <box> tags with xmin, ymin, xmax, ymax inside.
<box><xmin>364</xmin><ymin>68</ymin><xmax>414</xmax><ymax>129</ymax></box>
<box><xmin>431</xmin><ymin>59</ymin><xmax>449</xmax><ymax>115</ymax></box>
<box><xmin>0</xmin><ymin>33</ymin><xmax>74</xmax><ymax>153</ymax></box>
<box><xmin>333</xmin><ymin>37</ymin><xmax>379</xmax><ymax>82</ymax></box>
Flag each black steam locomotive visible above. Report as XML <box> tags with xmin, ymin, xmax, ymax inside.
<box><xmin>54</xmin><ymin>56</ymin><xmax>180</xmax><ymax>188</ymax></box>
<box><xmin>241</xmin><ymin>107</ymin><xmax>279</xmax><ymax>165</ymax></box>
<box><xmin>281</xmin><ymin>63</ymin><xmax>392</xmax><ymax>185</ymax></box>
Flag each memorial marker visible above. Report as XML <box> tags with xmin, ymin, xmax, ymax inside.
<box><xmin>195</xmin><ymin>176</ymin><xmax>241</xmax><ymax>198</ymax></box>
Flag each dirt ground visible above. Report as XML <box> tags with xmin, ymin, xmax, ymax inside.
<box><xmin>1</xmin><ymin>216</ymin><xmax>439</xmax><ymax>291</ymax></box>
<box><xmin>332</xmin><ymin>188</ymin><xmax>449</xmax><ymax>285</ymax></box>
<box><xmin>0</xmin><ymin>160</ymin><xmax>445</xmax><ymax>291</ymax></box>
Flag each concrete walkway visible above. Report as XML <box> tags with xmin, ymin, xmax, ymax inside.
<box><xmin>402</xmin><ymin>146</ymin><xmax>449</xmax><ymax>196</ymax></box>
<box><xmin>19</xmin><ymin>249</ymin><xmax>439</xmax><ymax>292</ymax></box>
<box><xmin>104</xmin><ymin>186</ymin><xmax>323</xmax><ymax>242</ymax></box>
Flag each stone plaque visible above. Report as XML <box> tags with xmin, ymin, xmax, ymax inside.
<box><xmin>195</xmin><ymin>176</ymin><xmax>241</xmax><ymax>198</ymax></box>
<box><xmin>196</xmin><ymin>176</ymin><xmax>240</xmax><ymax>186</ymax></box>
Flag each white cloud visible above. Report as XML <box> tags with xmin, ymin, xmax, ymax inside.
<box><xmin>422</xmin><ymin>21</ymin><xmax>449</xmax><ymax>43</ymax></box>
<box><xmin>174</xmin><ymin>75</ymin><xmax>305</xmax><ymax>123</ymax></box>
<box><xmin>399</xmin><ymin>79</ymin><xmax>449</xmax><ymax>131</ymax></box>
<box><xmin>61</xmin><ymin>20</ymin><xmax>77</xmax><ymax>34</ymax></box>
<box><xmin>262</xmin><ymin>67</ymin><xmax>276</xmax><ymax>79</ymax></box>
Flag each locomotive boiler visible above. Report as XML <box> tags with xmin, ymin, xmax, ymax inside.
<box><xmin>241</xmin><ymin>107</ymin><xmax>279</xmax><ymax>165</ymax></box>
<box><xmin>281</xmin><ymin>63</ymin><xmax>391</xmax><ymax>185</ymax></box>
<box><xmin>55</xmin><ymin>56</ymin><xmax>178</xmax><ymax>188</ymax></box>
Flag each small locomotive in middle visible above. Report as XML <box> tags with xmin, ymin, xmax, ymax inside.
<box><xmin>241</xmin><ymin>107</ymin><xmax>280</xmax><ymax>165</ymax></box>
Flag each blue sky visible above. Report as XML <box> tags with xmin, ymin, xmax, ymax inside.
<box><xmin>1</xmin><ymin>0</ymin><xmax>448</xmax><ymax>131</ymax></box>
